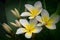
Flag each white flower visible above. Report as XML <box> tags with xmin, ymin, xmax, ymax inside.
<box><xmin>21</xmin><ymin>1</ymin><xmax>42</xmax><ymax>19</ymax></box>
<box><xmin>36</xmin><ymin>9</ymin><xmax>60</xmax><ymax>30</ymax></box>
<box><xmin>16</xmin><ymin>19</ymin><xmax>42</xmax><ymax>38</ymax></box>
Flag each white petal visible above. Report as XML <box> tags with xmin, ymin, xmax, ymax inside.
<box><xmin>36</xmin><ymin>8</ymin><xmax>43</xmax><ymax>16</ymax></box>
<box><xmin>25</xmin><ymin>32</ymin><xmax>32</xmax><ymax>39</ymax></box>
<box><xmin>29</xmin><ymin>16</ymin><xmax>34</xmax><ymax>19</ymax></box>
<box><xmin>36</xmin><ymin>16</ymin><xmax>43</xmax><ymax>22</ymax></box>
<box><xmin>20</xmin><ymin>19</ymin><xmax>29</xmax><ymax>27</ymax></box>
<box><xmin>46</xmin><ymin>24</ymin><xmax>56</xmax><ymax>30</ymax></box>
<box><xmin>50</xmin><ymin>15</ymin><xmax>60</xmax><ymax>24</ymax></box>
<box><xmin>37</xmin><ymin>23</ymin><xmax>43</xmax><ymax>27</ymax></box>
<box><xmin>38</xmin><ymin>8</ymin><xmax>42</xmax><ymax>13</ymax></box>
<box><xmin>32</xmin><ymin>27</ymin><xmax>42</xmax><ymax>33</ymax></box>
<box><xmin>25</xmin><ymin>4</ymin><xmax>34</xmax><ymax>12</ymax></box>
<box><xmin>16</xmin><ymin>28</ymin><xmax>26</xmax><ymax>34</ymax></box>
<box><xmin>34</xmin><ymin>1</ymin><xmax>42</xmax><ymax>9</ymax></box>
<box><xmin>21</xmin><ymin>12</ymin><xmax>31</xmax><ymax>17</ymax></box>
<box><xmin>53</xmin><ymin>16</ymin><xmax>60</xmax><ymax>23</ymax></box>
<box><xmin>30</xmin><ymin>18</ymin><xmax>37</xmax><ymax>26</ymax></box>
<box><xmin>41</xmin><ymin>9</ymin><xmax>49</xmax><ymax>17</ymax></box>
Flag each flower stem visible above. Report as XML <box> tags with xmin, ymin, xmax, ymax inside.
<box><xmin>43</xmin><ymin>0</ymin><xmax>46</xmax><ymax>9</ymax></box>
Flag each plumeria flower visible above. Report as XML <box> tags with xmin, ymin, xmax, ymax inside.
<box><xmin>16</xmin><ymin>19</ymin><xmax>42</xmax><ymax>38</ymax></box>
<box><xmin>36</xmin><ymin>9</ymin><xmax>60</xmax><ymax>30</ymax></box>
<box><xmin>21</xmin><ymin>1</ymin><xmax>42</xmax><ymax>19</ymax></box>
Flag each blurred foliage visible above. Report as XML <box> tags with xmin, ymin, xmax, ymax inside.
<box><xmin>0</xmin><ymin>0</ymin><xmax>60</xmax><ymax>40</ymax></box>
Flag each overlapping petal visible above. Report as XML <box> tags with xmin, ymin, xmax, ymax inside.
<box><xmin>21</xmin><ymin>12</ymin><xmax>31</xmax><ymax>17</ymax></box>
<box><xmin>20</xmin><ymin>19</ymin><xmax>29</xmax><ymax>27</ymax></box>
<box><xmin>36</xmin><ymin>16</ymin><xmax>43</xmax><ymax>23</ymax></box>
<box><xmin>25</xmin><ymin>32</ymin><xmax>32</xmax><ymax>38</ymax></box>
<box><xmin>32</xmin><ymin>27</ymin><xmax>42</xmax><ymax>33</ymax></box>
<box><xmin>16</xmin><ymin>28</ymin><xmax>26</xmax><ymax>34</ymax></box>
<box><xmin>25</xmin><ymin>4</ymin><xmax>34</xmax><ymax>12</ymax></box>
<box><xmin>46</xmin><ymin>24</ymin><xmax>56</xmax><ymax>29</ymax></box>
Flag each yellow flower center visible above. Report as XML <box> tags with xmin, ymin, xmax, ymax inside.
<box><xmin>25</xmin><ymin>23</ymin><xmax>35</xmax><ymax>33</ymax></box>
<box><xmin>46</xmin><ymin>18</ymin><xmax>54</xmax><ymax>27</ymax></box>
<box><xmin>30</xmin><ymin>8</ymin><xmax>39</xmax><ymax>17</ymax></box>
<box><xmin>41</xmin><ymin>16</ymin><xmax>54</xmax><ymax>27</ymax></box>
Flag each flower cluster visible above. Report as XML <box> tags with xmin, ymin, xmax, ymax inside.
<box><xmin>2</xmin><ymin>1</ymin><xmax>60</xmax><ymax>39</ymax></box>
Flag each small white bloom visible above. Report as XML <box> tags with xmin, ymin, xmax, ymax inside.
<box><xmin>36</xmin><ymin>9</ymin><xmax>60</xmax><ymax>30</ymax></box>
<box><xmin>16</xmin><ymin>19</ymin><xmax>42</xmax><ymax>38</ymax></box>
<box><xmin>21</xmin><ymin>1</ymin><xmax>42</xmax><ymax>19</ymax></box>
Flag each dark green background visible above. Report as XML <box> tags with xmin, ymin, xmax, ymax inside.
<box><xmin>0</xmin><ymin>0</ymin><xmax>60</xmax><ymax>40</ymax></box>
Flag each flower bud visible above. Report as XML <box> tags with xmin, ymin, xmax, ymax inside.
<box><xmin>6</xmin><ymin>34</ymin><xmax>12</xmax><ymax>38</ymax></box>
<box><xmin>10</xmin><ymin>22</ymin><xmax>17</xmax><ymax>27</ymax></box>
<box><xmin>15</xmin><ymin>20</ymin><xmax>21</xmax><ymax>27</ymax></box>
<box><xmin>11</xmin><ymin>8</ymin><xmax>20</xmax><ymax>19</ymax></box>
<box><xmin>2</xmin><ymin>23</ymin><xmax>12</xmax><ymax>33</ymax></box>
